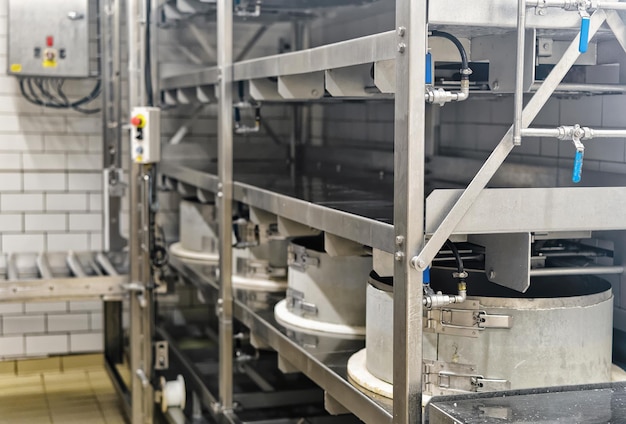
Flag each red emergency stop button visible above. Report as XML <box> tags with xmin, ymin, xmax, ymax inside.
<box><xmin>131</xmin><ymin>115</ymin><xmax>146</xmax><ymax>128</ymax></box>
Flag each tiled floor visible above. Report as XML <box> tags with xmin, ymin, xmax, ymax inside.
<box><xmin>0</xmin><ymin>367</ymin><xmax>127</xmax><ymax>424</ymax></box>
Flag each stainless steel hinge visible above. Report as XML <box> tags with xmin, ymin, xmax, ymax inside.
<box><xmin>423</xmin><ymin>360</ymin><xmax>510</xmax><ymax>395</ymax></box>
<box><xmin>286</xmin><ymin>288</ymin><xmax>318</xmax><ymax>317</ymax></box>
<box><xmin>425</xmin><ymin>300</ymin><xmax>511</xmax><ymax>338</ymax></box>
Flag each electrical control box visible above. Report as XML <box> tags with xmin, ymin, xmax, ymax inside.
<box><xmin>7</xmin><ymin>0</ymin><xmax>93</xmax><ymax>78</ymax></box>
<box><xmin>131</xmin><ymin>107</ymin><xmax>161</xmax><ymax>164</ymax></box>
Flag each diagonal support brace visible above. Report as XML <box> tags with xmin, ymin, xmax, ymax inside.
<box><xmin>411</xmin><ymin>9</ymin><xmax>607</xmax><ymax>271</ymax></box>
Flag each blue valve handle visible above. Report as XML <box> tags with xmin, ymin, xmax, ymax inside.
<box><xmin>572</xmin><ymin>150</ymin><xmax>584</xmax><ymax>183</ymax></box>
<box><xmin>425</xmin><ymin>52</ymin><xmax>433</xmax><ymax>84</ymax></box>
<box><xmin>579</xmin><ymin>16</ymin><xmax>590</xmax><ymax>53</ymax></box>
<box><xmin>423</xmin><ymin>266</ymin><xmax>431</xmax><ymax>284</ymax></box>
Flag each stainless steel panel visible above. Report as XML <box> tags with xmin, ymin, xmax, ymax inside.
<box><xmin>161</xmin><ymin>31</ymin><xmax>395</xmax><ymax>91</ymax></box>
<box><xmin>234</xmin><ymin>31</ymin><xmax>395</xmax><ymax>80</ymax></box>
<box><xmin>426</xmin><ymin>382</ymin><xmax>626</xmax><ymax>423</ymax></box>
<box><xmin>161</xmin><ymin>160</ymin><xmax>396</xmax><ymax>253</ymax></box>
<box><xmin>469</xmin><ymin>233</ymin><xmax>532</xmax><ymax>292</ymax></box>
<box><xmin>426</xmin><ymin>187</ymin><xmax>626</xmax><ymax>235</ymax></box>
<box><xmin>8</xmin><ymin>0</ymin><xmax>91</xmax><ymax>77</ymax></box>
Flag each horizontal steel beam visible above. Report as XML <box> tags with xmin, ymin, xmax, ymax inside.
<box><xmin>426</xmin><ymin>187</ymin><xmax>626</xmax><ymax>235</ymax></box>
<box><xmin>0</xmin><ymin>275</ymin><xmax>127</xmax><ymax>302</ymax></box>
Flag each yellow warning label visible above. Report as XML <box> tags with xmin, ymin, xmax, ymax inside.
<box><xmin>43</xmin><ymin>59</ymin><xmax>57</xmax><ymax>68</ymax></box>
<box><xmin>10</xmin><ymin>64</ymin><xmax>22</xmax><ymax>73</ymax></box>
<box><xmin>43</xmin><ymin>49</ymin><xmax>58</xmax><ymax>68</ymax></box>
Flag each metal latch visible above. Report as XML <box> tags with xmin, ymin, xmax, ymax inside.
<box><xmin>426</xmin><ymin>300</ymin><xmax>511</xmax><ymax>338</ymax></box>
<box><xmin>424</xmin><ymin>360</ymin><xmax>510</xmax><ymax>395</ymax></box>
<box><xmin>122</xmin><ymin>282</ymin><xmax>148</xmax><ymax>307</ymax></box>
<box><xmin>441</xmin><ymin>309</ymin><xmax>511</xmax><ymax>330</ymax></box>
<box><xmin>286</xmin><ymin>288</ymin><xmax>318</xmax><ymax>317</ymax></box>
<box><xmin>287</xmin><ymin>248</ymin><xmax>320</xmax><ymax>271</ymax></box>
<box><xmin>472</xmin><ymin>376</ymin><xmax>511</xmax><ymax>392</ymax></box>
<box><xmin>235</xmin><ymin>257</ymin><xmax>287</xmax><ymax>279</ymax></box>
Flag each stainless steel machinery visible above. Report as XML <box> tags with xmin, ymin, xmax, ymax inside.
<box><xmin>274</xmin><ymin>236</ymin><xmax>372</xmax><ymax>336</ymax></box>
<box><xmin>102</xmin><ymin>0</ymin><xmax>626</xmax><ymax>423</ymax></box>
<box><xmin>349</xmin><ymin>270</ymin><xmax>613</xmax><ymax>398</ymax></box>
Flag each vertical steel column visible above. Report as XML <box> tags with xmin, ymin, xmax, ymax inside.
<box><xmin>128</xmin><ymin>0</ymin><xmax>154</xmax><ymax>423</ymax></box>
<box><xmin>393</xmin><ymin>0</ymin><xmax>427</xmax><ymax>423</ymax></box>
<box><xmin>217</xmin><ymin>0</ymin><xmax>235</xmax><ymax>412</ymax></box>
<box><xmin>100</xmin><ymin>0</ymin><xmax>126</xmax><ymax>252</ymax></box>
<box><xmin>100</xmin><ymin>0</ymin><xmax>125</xmax><ymax>383</ymax></box>
<box><xmin>290</xmin><ymin>21</ymin><xmax>310</xmax><ymax>180</ymax></box>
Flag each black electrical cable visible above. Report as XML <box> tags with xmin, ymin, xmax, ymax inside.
<box><xmin>20</xmin><ymin>77</ymin><xmax>102</xmax><ymax>113</ymax></box>
<box><xmin>445</xmin><ymin>239</ymin><xmax>464</xmax><ymax>276</ymax></box>
<box><xmin>19</xmin><ymin>79</ymin><xmax>41</xmax><ymax>106</ymax></box>
<box><xmin>145</xmin><ymin>0</ymin><xmax>154</xmax><ymax>107</ymax></box>
<box><xmin>57</xmin><ymin>79</ymin><xmax>102</xmax><ymax>113</ymax></box>
<box><xmin>37</xmin><ymin>78</ymin><xmax>65</xmax><ymax>107</ymax></box>
<box><xmin>429</xmin><ymin>30</ymin><xmax>469</xmax><ymax>72</ymax></box>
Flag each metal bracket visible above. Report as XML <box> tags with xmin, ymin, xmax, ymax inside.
<box><xmin>425</xmin><ymin>300</ymin><xmax>511</xmax><ymax>338</ymax></box>
<box><xmin>286</xmin><ymin>288</ymin><xmax>318</xmax><ymax>317</ymax></box>
<box><xmin>154</xmin><ymin>341</ymin><xmax>169</xmax><ymax>370</ymax></box>
<box><xmin>234</xmin><ymin>219</ymin><xmax>258</xmax><ymax>248</ymax></box>
<box><xmin>235</xmin><ymin>257</ymin><xmax>287</xmax><ymax>279</ymax></box>
<box><xmin>287</xmin><ymin>246</ymin><xmax>320</xmax><ymax>271</ymax></box>
<box><xmin>122</xmin><ymin>282</ymin><xmax>148</xmax><ymax>308</ymax></box>
<box><xmin>122</xmin><ymin>282</ymin><xmax>145</xmax><ymax>293</ymax></box>
<box><xmin>424</xmin><ymin>360</ymin><xmax>510</xmax><ymax>395</ymax></box>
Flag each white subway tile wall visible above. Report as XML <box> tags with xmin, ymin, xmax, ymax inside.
<box><xmin>0</xmin><ymin>300</ymin><xmax>104</xmax><ymax>358</ymax></box>
<box><xmin>0</xmin><ymin>0</ymin><xmax>104</xmax><ymax>357</ymax></box>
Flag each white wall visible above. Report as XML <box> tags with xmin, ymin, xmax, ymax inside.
<box><xmin>0</xmin><ymin>0</ymin><xmax>104</xmax><ymax>358</ymax></box>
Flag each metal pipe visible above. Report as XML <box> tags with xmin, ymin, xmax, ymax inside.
<box><xmin>527</xmin><ymin>0</ymin><xmax>626</xmax><ymax>10</ymax></box>
<box><xmin>530</xmin><ymin>82</ymin><xmax>626</xmax><ymax>92</ymax></box>
<box><xmin>598</xmin><ymin>2</ymin><xmax>626</xmax><ymax>10</ymax></box>
<box><xmin>522</xmin><ymin>128</ymin><xmax>561</xmax><ymax>137</ymax></box>
<box><xmin>522</xmin><ymin>126</ymin><xmax>626</xmax><ymax>138</ymax></box>
<box><xmin>590</xmin><ymin>129</ymin><xmax>626</xmax><ymax>138</ymax></box>
<box><xmin>514</xmin><ymin>0</ymin><xmax>527</xmax><ymax>146</ymax></box>
<box><xmin>530</xmin><ymin>266</ymin><xmax>625</xmax><ymax>276</ymax></box>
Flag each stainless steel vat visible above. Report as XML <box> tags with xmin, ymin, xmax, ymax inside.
<box><xmin>365</xmin><ymin>269</ymin><xmax>613</xmax><ymax>396</ymax></box>
<box><xmin>275</xmin><ymin>236</ymin><xmax>372</xmax><ymax>334</ymax></box>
